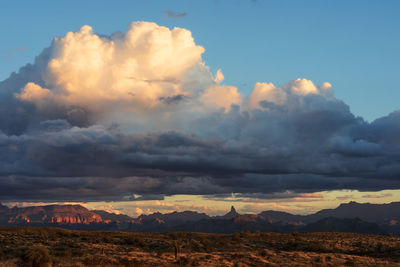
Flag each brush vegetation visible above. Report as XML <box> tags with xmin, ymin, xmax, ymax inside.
<box><xmin>0</xmin><ymin>226</ymin><xmax>399</xmax><ymax>266</ymax></box>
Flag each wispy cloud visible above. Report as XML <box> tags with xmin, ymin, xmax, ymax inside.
<box><xmin>164</xmin><ymin>9</ymin><xmax>188</xmax><ymax>19</ymax></box>
<box><xmin>336</xmin><ymin>195</ymin><xmax>354</xmax><ymax>201</ymax></box>
<box><xmin>362</xmin><ymin>193</ymin><xmax>393</xmax><ymax>199</ymax></box>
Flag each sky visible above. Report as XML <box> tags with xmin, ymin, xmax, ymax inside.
<box><xmin>0</xmin><ymin>0</ymin><xmax>399</xmax><ymax>216</ymax></box>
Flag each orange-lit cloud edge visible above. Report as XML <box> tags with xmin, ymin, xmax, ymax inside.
<box><xmin>4</xmin><ymin>189</ymin><xmax>399</xmax><ymax>217</ymax></box>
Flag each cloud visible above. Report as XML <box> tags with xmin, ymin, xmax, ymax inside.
<box><xmin>362</xmin><ymin>193</ymin><xmax>393</xmax><ymax>199</ymax></box>
<box><xmin>15</xmin><ymin>82</ymin><xmax>54</xmax><ymax>106</ymax></box>
<box><xmin>164</xmin><ymin>10</ymin><xmax>188</xmax><ymax>19</ymax></box>
<box><xmin>0</xmin><ymin>21</ymin><xmax>400</xmax><ymax>202</ymax></box>
<box><xmin>336</xmin><ymin>195</ymin><xmax>354</xmax><ymax>201</ymax></box>
<box><xmin>13</xmin><ymin>23</ymin><xmax>206</xmax><ymax>114</ymax></box>
<box><xmin>200</xmin><ymin>85</ymin><xmax>242</xmax><ymax>111</ymax></box>
<box><xmin>204</xmin><ymin>192</ymin><xmax>324</xmax><ymax>203</ymax></box>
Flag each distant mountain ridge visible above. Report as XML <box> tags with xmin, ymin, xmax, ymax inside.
<box><xmin>309</xmin><ymin>201</ymin><xmax>400</xmax><ymax>224</ymax></box>
<box><xmin>0</xmin><ymin>201</ymin><xmax>398</xmax><ymax>235</ymax></box>
<box><xmin>0</xmin><ymin>204</ymin><xmax>102</xmax><ymax>225</ymax></box>
<box><xmin>91</xmin><ymin>210</ymin><xmax>134</xmax><ymax>224</ymax></box>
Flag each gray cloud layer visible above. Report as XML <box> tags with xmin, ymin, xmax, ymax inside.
<box><xmin>1</xmin><ymin>23</ymin><xmax>400</xmax><ymax>202</ymax></box>
<box><xmin>164</xmin><ymin>10</ymin><xmax>188</xmax><ymax>19</ymax></box>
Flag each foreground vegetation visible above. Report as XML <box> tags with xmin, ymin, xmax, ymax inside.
<box><xmin>0</xmin><ymin>226</ymin><xmax>399</xmax><ymax>266</ymax></box>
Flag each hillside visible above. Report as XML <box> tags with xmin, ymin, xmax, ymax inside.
<box><xmin>301</xmin><ymin>217</ymin><xmax>386</xmax><ymax>235</ymax></box>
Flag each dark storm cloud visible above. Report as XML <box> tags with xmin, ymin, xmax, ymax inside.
<box><xmin>1</xmin><ymin>104</ymin><xmax>400</xmax><ymax>202</ymax></box>
<box><xmin>0</xmin><ymin>176</ymin><xmax>166</xmax><ymax>202</ymax></box>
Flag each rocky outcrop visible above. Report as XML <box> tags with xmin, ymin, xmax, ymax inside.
<box><xmin>3</xmin><ymin>204</ymin><xmax>102</xmax><ymax>225</ymax></box>
<box><xmin>214</xmin><ymin>206</ymin><xmax>239</xmax><ymax>220</ymax></box>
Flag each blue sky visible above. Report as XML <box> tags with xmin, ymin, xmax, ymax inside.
<box><xmin>1</xmin><ymin>0</ymin><xmax>399</xmax><ymax>121</ymax></box>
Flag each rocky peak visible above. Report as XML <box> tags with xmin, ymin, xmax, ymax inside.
<box><xmin>220</xmin><ymin>206</ymin><xmax>239</xmax><ymax>219</ymax></box>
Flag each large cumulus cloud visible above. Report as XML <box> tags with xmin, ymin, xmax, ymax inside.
<box><xmin>0</xmin><ymin>22</ymin><xmax>399</xmax><ymax>202</ymax></box>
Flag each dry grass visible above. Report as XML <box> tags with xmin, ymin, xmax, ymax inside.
<box><xmin>0</xmin><ymin>226</ymin><xmax>399</xmax><ymax>266</ymax></box>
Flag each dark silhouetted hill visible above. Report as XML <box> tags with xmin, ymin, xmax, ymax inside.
<box><xmin>258</xmin><ymin>210</ymin><xmax>307</xmax><ymax>225</ymax></box>
<box><xmin>309</xmin><ymin>201</ymin><xmax>400</xmax><ymax>223</ymax></box>
<box><xmin>91</xmin><ymin>210</ymin><xmax>134</xmax><ymax>223</ymax></box>
<box><xmin>301</xmin><ymin>217</ymin><xmax>386</xmax><ymax>235</ymax></box>
<box><xmin>0</xmin><ymin>201</ymin><xmax>398</xmax><ymax>235</ymax></box>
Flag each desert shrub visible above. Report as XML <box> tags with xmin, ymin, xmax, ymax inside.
<box><xmin>285</xmin><ymin>240</ymin><xmax>300</xmax><ymax>250</ymax></box>
<box><xmin>292</xmin><ymin>232</ymin><xmax>299</xmax><ymax>238</ymax></box>
<box><xmin>131</xmin><ymin>237</ymin><xmax>146</xmax><ymax>248</ymax></box>
<box><xmin>101</xmin><ymin>235</ymin><xmax>113</xmax><ymax>243</ymax></box>
<box><xmin>23</xmin><ymin>245</ymin><xmax>51</xmax><ymax>267</ymax></box>
<box><xmin>232</xmin><ymin>233</ymin><xmax>240</xmax><ymax>241</ymax></box>
<box><xmin>259</xmin><ymin>249</ymin><xmax>267</xmax><ymax>257</ymax></box>
<box><xmin>1</xmin><ymin>246</ymin><xmax>25</xmax><ymax>260</ymax></box>
<box><xmin>375</xmin><ymin>242</ymin><xmax>383</xmax><ymax>253</ymax></box>
<box><xmin>71</xmin><ymin>247</ymin><xmax>85</xmax><ymax>257</ymax></box>
<box><xmin>169</xmin><ymin>232</ymin><xmax>187</xmax><ymax>240</ymax></box>
<box><xmin>320</xmin><ymin>255</ymin><xmax>326</xmax><ymax>265</ymax></box>
<box><xmin>179</xmin><ymin>256</ymin><xmax>199</xmax><ymax>266</ymax></box>
<box><xmin>83</xmin><ymin>255</ymin><xmax>114</xmax><ymax>266</ymax></box>
<box><xmin>189</xmin><ymin>239</ymin><xmax>203</xmax><ymax>252</ymax></box>
<box><xmin>199</xmin><ymin>238</ymin><xmax>215</xmax><ymax>251</ymax></box>
<box><xmin>178</xmin><ymin>256</ymin><xmax>189</xmax><ymax>265</ymax></box>
<box><xmin>79</xmin><ymin>236</ymin><xmax>91</xmax><ymax>242</ymax></box>
<box><xmin>190</xmin><ymin>258</ymin><xmax>200</xmax><ymax>266</ymax></box>
<box><xmin>0</xmin><ymin>248</ymin><xmax>6</xmax><ymax>260</ymax></box>
<box><xmin>305</xmin><ymin>241</ymin><xmax>327</xmax><ymax>252</ymax></box>
<box><xmin>51</xmin><ymin>245</ymin><xmax>72</xmax><ymax>258</ymax></box>
<box><xmin>148</xmin><ymin>240</ymin><xmax>170</xmax><ymax>252</ymax></box>
<box><xmin>117</xmin><ymin>256</ymin><xmax>137</xmax><ymax>267</ymax></box>
<box><xmin>112</xmin><ymin>238</ymin><xmax>125</xmax><ymax>245</ymax></box>
<box><xmin>169</xmin><ymin>232</ymin><xmax>179</xmax><ymax>240</ymax></box>
<box><xmin>124</xmin><ymin>236</ymin><xmax>146</xmax><ymax>248</ymax></box>
<box><xmin>345</xmin><ymin>258</ymin><xmax>356</xmax><ymax>266</ymax></box>
<box><xmin>230</xmin><ymin>253</ymin><xmax>241</xmax><ymax>259</ymax></box>
<box><xmin>156</xmin><ymin>250</ymin><xmax>163</xmax><ymax>257</ymax></box>
<box><xmin>239</xmin><ymin>231</ymin><xmax>251</xmax><ymax>238</ymax></box>
<box><xmin>124</xmin><ymin>237</ymin><xmax>135</xmax><ymax>245</ymax></box>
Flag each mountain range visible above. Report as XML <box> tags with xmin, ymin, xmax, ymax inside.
<box><xmin>0</xmin><ymin>202</ymin><xmax>399</xmax><ymax>235</ymax></box>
